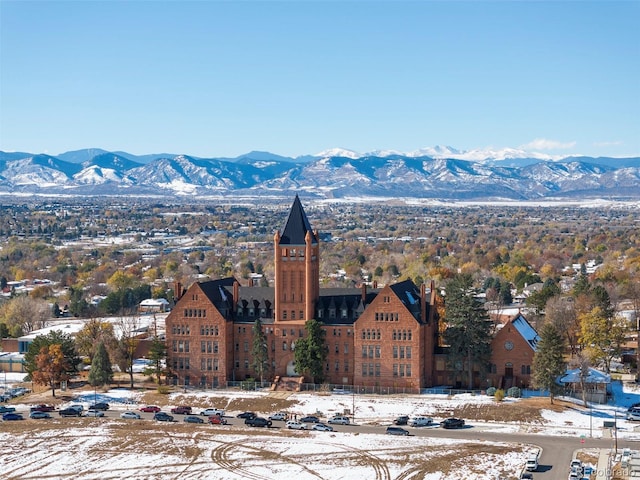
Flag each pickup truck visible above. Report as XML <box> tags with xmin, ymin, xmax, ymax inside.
<box><xmin>30</xmin><ymin>404</ymin><xmax>56</xmax><ymax>412</ymax></box>
<box><xmin>200</xmin><ymin>408</ymin><xmax>225</xmax><ymax>416</ymax></box>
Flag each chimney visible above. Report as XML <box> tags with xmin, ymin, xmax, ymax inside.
<box><xmin>233</xmin><ymin>281</ymin><xmax>239</xmax><ymax>310</ymax></box>
<box><xmin>373</xmin><ymin>281</ymin><xmax>378</xmax><ymax>289</ymax></box>
<box><xmin>174</xmin><ymin>282</ymin><xmax>183</xmax><ymax>302</ymax></box>
<box><xmin>361</xmin><ymin>283</ymin><xmax>367</xmax><ymax>302</ymax></box>
<box><xmin>421</xmin><ymin>283</ymin><xmax>427</xmax><ymax>323</ymax></box>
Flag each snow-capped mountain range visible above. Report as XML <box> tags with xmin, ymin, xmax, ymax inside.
<box><xmin>0</xmin><ymin>147</ymin><xmax>638</xmax><ymax>200</ymax></box>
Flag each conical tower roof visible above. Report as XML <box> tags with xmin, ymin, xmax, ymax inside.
<box><xmin>279</xmin><ymin>195</ymin><xmax>317</xmax><ymax>245</ymax></box>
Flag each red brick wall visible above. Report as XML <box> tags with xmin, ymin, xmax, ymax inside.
<box><xmin>354</xmin><ymin>286</ymin><xmax>424</xmax><ymax>391</ymax></box>
<box><xmin>489</xmin><ymin>322</ymin><xmax>535</xmax><ymax>389</ymax></box>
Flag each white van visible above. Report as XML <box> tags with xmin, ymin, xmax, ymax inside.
<box><xmin>525</xmin><ymin>452</ymin><xmax>538</xmax><ymax>471</ymax></box>
<box><xmin>408</xmin><ymin>416</ymin><xmax>433</xmax><ymax>427</ymax></box>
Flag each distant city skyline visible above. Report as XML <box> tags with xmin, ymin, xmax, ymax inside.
<box><xmin>1</xmin><ymin>1</ymin><xmax>638</xmax><ymax>158</ymax></box>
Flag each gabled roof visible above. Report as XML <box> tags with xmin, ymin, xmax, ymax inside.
<box><xmin>279</xmin><ymin>195</ymin><xmax>317</xmax><ymax>246</ymax></box>
<box><xmin>559</xmin><ymin>367</ymin><xmax>611</xmax><ymax>384</ymax></box>
<box><xmin>511</xmin><ymin>314</ymin><xmax>540</xmax><ymax>351</ymax></box>
<box><xmin>197</xmin><ymin>277</ymin><xmax>237</xmax><ymax>307</ymax></box>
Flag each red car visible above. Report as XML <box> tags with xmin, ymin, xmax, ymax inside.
<box><xmin>208</xmin><ymin>414</ymin><xmax>227</xmax><ymax>425</ymax></box>
<box><xmin>140</xmin><ymin>405</ymin><xmax>161</xmax><ymax>413</ymax></box>
<box><xmin>171</xmin><ymin>406</ymin><xmax>192</xmax><ymax>415</ymax></box>
<box><xmin>30</xmin><ymin>404</ymin><xmax>56</xmax><ymax>412</ymax></box>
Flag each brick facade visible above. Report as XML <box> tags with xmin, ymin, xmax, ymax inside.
<box><xmin>164</xmin><ymin>196</ymin><xmax>538</xmax><ymax>391</ymax></box>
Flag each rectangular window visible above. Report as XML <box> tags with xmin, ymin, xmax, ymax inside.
<box><xmin>406</xmin><ymin>346</ymin><xmax>412</xmax><ymax>359</ymax></box>
<box><xmin>406</xmin><ymin>364</ymin><xmax>412</xmax><ymax>377</ymax></box>
<box><xmin>214</xmin><ymin>358</ymin><xmax>219</xmax><ymax>371</ymax></box>
<box><xmin>244</xmin><ymin>341</ymin><xmax>249</xmax><ymax>352</ymax></box>
<box><xmin>213</xmin><ymin>341</ymin><xmax>218</xmax><ymax>354</ymax></box>
<box><xmin>335</xmin><ymin>344</ymin><xmax>339</xmax><ymax>354</ymax></box>
<box><xmin>399</xmin><ymin>364</ymin><xmax>405</xmax><ymax>377</ymax></box>
<box><xmin>200</xmin><ymin>359</ymin><xmax>206</xmax><ymax>370</ymax></box>
<box><xmin>207</xmin><ymin>358</ymin><xmax>212</xmax><ymax>371</ymax></box>
<box><xmin>283</xmin><ymin>342</ymin><xmax>288</xmax><ymax>351</ymax></box>
<box><xmin>335</xmin><ymin>361</ymin><xmax>339</xmax><ymax>372</ymax></box>
<box><xmin>400</xmin><ymin>346</ymin><xmax>405</xmax><ymax>359</ymax></box>
<box><xmin>393</xmin><ymin>346</ymin><xmax>398</xmax><ymax>359</ymax></box>
<box><xmin>368</xmin><ymin>363</ymin><xmax>374</xmax><ymax>377</ymax></box>
<box><xmin>375</xmin><ymin>346</ymin><xmax>381</xmax><ymax>358</ymax></box>
<box><xmin>375</xmin><ymin>363</ymin><xmax>381</xmax><ymax>377</ymax></box>
<box><xmin>362</xmin><ymin>363</ymin><xmax>367</xmax><ymax>377</ymax></box>
<box><xmin>368</xmin><ymin>346</ymin><xmax>374</xmax><ymax>358</ymax></box>
<box><xmin>362</xmin><ymin>346</ymin><xmax>367</xmax><ymax>358</ymax></box>
<box><xmin>201</xmin><ymin>341</ymin><xmax>206</xmax><ymax>353</ymax></box>
<box><xmin>344</xmin><ymin>343</ymin><xmax>349</xmax><ymax>354</ymax></box>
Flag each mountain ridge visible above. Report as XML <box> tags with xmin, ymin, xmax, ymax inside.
<box><xmin>0</xmin><ymin>148</ymin><xmax>638</xmax><ymax>200</ymax></box>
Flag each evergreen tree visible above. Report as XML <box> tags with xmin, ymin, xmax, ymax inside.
<box><xmin>294</xmin><ymin>319</ymin><xmax>328</xmax><ymax>384</ymax></box>
<box><xmin>88</xmin><ymin>342</ymin><xmax>113</xmax><ymax>387</ymax></box>
<box><xmin>532</xmin><ymin>322</ymin><xmax>566</xmax><ymax>404</ymax></box>
<box><xmin>443</xmin><ymin>274</ymin><xmax>492</xmax><ymax>389</ymax></box>
<box><xmin>251</xmin><ymin>318</ymin><xmax>270</xmax><ymax>383</ymax></box>
<box><xmin>147</xmin><ymin>336</ymin><xmax>167</xmax><ymax>385</ymax></box>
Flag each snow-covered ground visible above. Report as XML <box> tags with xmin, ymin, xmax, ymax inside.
<box><xmin>3</xmin><ymin>372</ymin><xmax>640</xmax><ymax>479</ymax></box>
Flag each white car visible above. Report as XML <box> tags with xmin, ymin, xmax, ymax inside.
<box><xmin>268</xmin><ymin>412</ymin><xmax>288</xmax><ymax>421</ymax></box>
<box><xmin>120</xmin><ymin>411</ymin><xmax>141</xmax><ymax>420</ymax></box>
<box><xmin>627</xmin><ymin>409</ymin><xmax>640</xmax><ymax>421</ymax></box>
<box><xmin>408</xmin><ymin>416</ymin><xmax>433</xmax><ymax>427</ymax></box>
<box><xmin>328</xmin><ymin>416</ymin><xmax>350</xmax><ymax>425</ymax></box>
<box><xmin>286</xmin><ymin>420</ymin><xmax>306</xmax><ymax>430</ymax></box>
<box><xmin>85</xmin><ymin>409</ymin><xmax>104</xmax><ymax>417</ymax></box>
<box><xmin>312</xmin><ymin>423</ymin><xmax>334</xmax><ymax>431</ymax></box>
<box><xmin>200</xmin><ymin>408</ymin><xmax>225</xmax><ymax>417</ymax></box>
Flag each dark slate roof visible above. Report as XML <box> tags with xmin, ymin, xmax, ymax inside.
<box><xmin>198</xmin><ymin>277</ymin><xmax>237</xmax><ymax>308</ymax></box>
<box><xmin>389</xmin><ymin>279</ymin><xmax>424</xmax><ymax>322</ymax></box>
<box><xmin>279</xmin><ymin>194</ymin><xmax>317</xmax><ymax>246</ymax></box>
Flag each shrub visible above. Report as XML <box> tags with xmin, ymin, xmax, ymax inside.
<box><xmin>486</xmin><ymin>386</ymin><xmax>497</xmax><ymax>396</ymax></box>
<box><xmin>157</xmin><ymin>385</ymin><xmax>170</xmax><ymax>395</ymax></box>
<box><xmin>507</xmin><ymin>386</ymin><xmax>522</xmax><ymax>398</ymax></box>
<box><xmin>494</xmin><ymin>389</ymin><xmax>505</xmax><ymax>402</ymax></box>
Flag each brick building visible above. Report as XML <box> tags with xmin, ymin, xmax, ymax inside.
<box><xmin>165</xmin><ymin>196</ymin><xmax>541</xmax><ymax>391</ymax></box>
<box><xmin>487</xmin><ymin>313</ymin><xmax>540</xmax><ymax>389</ymax></box>
<box><xmin>165</xmin><ymin>195</ymin><xmax>445</xmax><ymax>391</ymax></box>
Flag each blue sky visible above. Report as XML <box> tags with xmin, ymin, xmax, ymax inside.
<box><xmin>1</xmin><ymin>1</ymin><xmax>638</xmax><ymax>158</ymax></box>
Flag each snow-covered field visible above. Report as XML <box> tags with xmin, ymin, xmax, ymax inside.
<box><xmin>2</xmin><ymin>373</ymin><xmax>640</xmax><ymax>480</ymax></box>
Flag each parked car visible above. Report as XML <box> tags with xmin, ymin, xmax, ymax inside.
<box><xmin>627</xmin><ymin>409</ymin><xmax>640</xmax><ymax>421</ymax></box>
<box><xmin>519</xmin><ymin>471</ymin><xmax>533</xmax><ymax>480</ymax></box>
<box><xmin>237</xmin><ymin>411</ymin><xmax>256</xmax><ymax>419</ymax></box>
<box><xmin>29</xmin><ymin>411</ymin><xmax>52</xmax><ymax>419</ymax></box>
<box><xmin>154</xmin><ymin>412</ymin><xmax>174</xmax><ymax>422</ymax></box>
<box><xmin>328</xmin><ymin>416</ymin><xmax>350</xmax><ymax>425</ymax></box>
<box><xmin>88</xmin><ymin>402</ymin><xmax>109</xmax><ymax>411</ymax></box>
<box><xmin>2</xmin><ymin>412</ymin><xmax>24</xmax><ymax>421</ymax></box>
<box><xmin>30</xmin><ymin>404</ymin><xmax>55</xmax><ymax>412</ymax></box>
<box><xmin>140</xmin><ymin>405</ymin><xmax>161</xmax><ymax>413</ymax></box>
<box><xmin>286</xmin><ymin>420</ymin><xmax>306</xmax><ymax>430</ymax></box>
<box><xmin>268</xmin><ymin>412</ymin><xmax>288</xmax><ymax>421</ymax></box>
<box><xmin>312</xmin><ymin>423</ymin><xmax>334</xmax><ymax>431</ymax></box>
<box><xmin>0</xmin><ymin>405</ymin><xmax>16</xmax><ymax>414</ymax></box>
<box><xmin>245</xmin><ymin>417</ymin><xmax>272</xmax><ymax>427</ymax></box>
<box><xmin>386</xmin><ymin>426</ymin><xmax>409</xmax><ymax>436</ymax></box>
<box><xmin>300</xmin><ymin>415</ymin><xmax>320</xmax><ymax>423</ymax></box>
<box><xmin>200</xmin><ymin>408</ymin><xmax>225</xmax><ymax>416</ymax></box>
<box><xmin>59</xmin><ymin>408</ymin><xmax>82</xmax><ymax>417</ymax></box>
<box><xmin>393</xmin><ymin>415</ymin><xmax>409</xmax><ymax>425</ymax></box>
<box><xmin>69</xmin><ymin>404</ymin><xmax>84</xmax><ymax>413</ymax></box>
<box><xmin>525</xmin><ymin>451</ymin><xmax>539</xmax><ymax>471</ymax></box>
<box><xmin>171</xmin><ymin>406</ymin><xmax>192</xmax><ymax>415</ymax></box>
<box><xmin>85</xmin><ymin>409</ymin><xmax>105</xmax><ymax>417</ymax></box>
<box><xmin>441</xmin><ymin>417</ymin><xmax>465</xmax><ymax>429</ymax></box>
<box><xmin>184</xmin><ymin>415</ymin><xmax>204</xmax><ymax>424</ymax></box>
<box><xmin>208</xmin><ymin>415</ymin><xmax>227</xmax><ymax>425</ymax></box>
<box><xmin>120</xmin><ymin>411</ymin><xmax>141</xmax><ymax>420</ymax></box>
<box><xmin>408</xmin><ymin>416</ymin><xmax>433</xmax><ymax>427</ymax></box>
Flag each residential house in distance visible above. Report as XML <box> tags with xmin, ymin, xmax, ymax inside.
<box><xmin>165</xmin><ymin>195</ymin><xmax>443</xmax><ymax>391</ymax></box>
